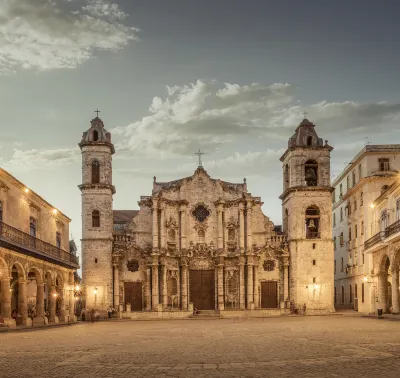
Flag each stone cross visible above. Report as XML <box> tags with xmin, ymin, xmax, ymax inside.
<box><xmin>302</xmin><ymin>110</ymin><xmax>308</xmax><ymax>119</ymax></box>
<box><xmin>95</xmin><ymin>109</ymin><xmax>100</xmax><ymax>117</ymax></box>
<box><xmin>195</xmin><ymin>149</ymin><xmax>204</xmax><ymax>167</ymax></box>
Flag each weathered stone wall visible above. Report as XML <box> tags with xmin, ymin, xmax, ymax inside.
<box><xmin>0</xmin><ymin>170</ymin><xmax>70</xmax><ymax>250</ymax></box>
<box><xmin>81</xmin><ymin>143</ymin><xmax>114</xmax><ymax>310</ymax></box>
<box><xmin>81</xmin><ymin>145</ymin><xmax>113</xmax><ymax>186</ymax></box>
<box><xmin>284</xmin><ymin>149</ymin><xmax>331</xmax><ymax>188</ymax></box>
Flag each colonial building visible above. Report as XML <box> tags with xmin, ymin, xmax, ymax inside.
<box><xmin>0</xmin><ymin>168</ymin><xmax>79</xmax><ymax>327</ymax></box>
<box><xmin>79</xmin><ymin>115</ymin><xmax>334</xmax><ymax>317</ymax></box>
<box><xmin>332</xmin><ymin>145</ymin><xmax>400</xmax><ymax>313</ymax></box>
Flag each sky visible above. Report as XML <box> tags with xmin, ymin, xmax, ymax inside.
<box><xmin>1</xmin><ymin>0</ymin><xmax>400</xmax><ymax>261</ymax></box>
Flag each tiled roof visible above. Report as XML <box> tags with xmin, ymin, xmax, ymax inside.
<box><xmin>113</xmin><ymin>210</ymin><xmax>139</xmax><ymax>223</ymax></box>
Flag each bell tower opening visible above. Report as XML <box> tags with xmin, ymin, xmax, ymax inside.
<box><xmin>305</xmin><ymin>160</ymin><xmax>318</xmax><ymax>186</ymax></box>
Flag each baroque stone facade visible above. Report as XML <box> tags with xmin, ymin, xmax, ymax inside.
<box><xmin>80</xmin><ymin>116</ymin><xmax>334</xmax><ymax>315</ymax></box>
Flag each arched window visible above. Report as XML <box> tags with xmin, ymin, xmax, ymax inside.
<box><xmin>168</xmin><ymin>277</ymin><xmax>178</xmax><ymax>296</ymax></box>
<box><xmin>198</xmin><ymin>229</ymin><xmax>205</xmax><ymax>242</ymax></box>
<box><xmin>92</xmin><ymin>160</ymin><xmax>100</xmax><ymax>184</ymax></box>
<box><xmin>30</xmin><ymin>217</ymin><xmax>37</xmax><ymax>237</ymax></box>
<box><xmin>306</xmin><ymin>136</ymin><xmax>313</xmax><ymax>146</ymax></box>
<box><xmin>228</xmin><ymin>228</ymin><xmax>235</xmax><ymax>240</ymax></box>
<box><xmin>93</xmin><ymin>129</ymin><xmax>99</xmax><ymax>141</ymax></box>
<box><xmin>92</xmin><ymin>210</ymin><xmax>100</xmax><ymax>227</ymax></box>
<box><xmin>305</xmin><ymin>206</ymin><xmax>320</xmax><ymax>239</ymax></box>
<box><xmin>304</xmin><ymin>160</ymin><xmax>318</xmax><ymax>186</ymax></box>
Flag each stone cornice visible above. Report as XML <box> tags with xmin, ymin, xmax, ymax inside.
<box><xmin>280</xmin><ymin>145</ymin><xmax>333</xmax><ymax>162</ymax></box>
<box><xmin>279</xmin><ymin>185</ymin><xmax>334</xmax><ymax>200</ymax></box>
<box><xmin>79</xmin><ymin>140</ymin><xmax>115</xmax><ymax>154</ymax></box>
<box><xmin>78</xmin><ymin>183</ymin><xmax>116</xmax><ymax>195</ymax></box>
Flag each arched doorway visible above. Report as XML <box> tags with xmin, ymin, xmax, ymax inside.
<box><xmin>10</xmin><ymin>263</ymin><xmax>28</xmax><ymax>325</ymax></box>
<box><xmin>27</xmin><ymin>267</ymin><xmax>45</xmax><ymax>324</ymax></box>
<box><xmin>0</xmin><ymin>257</ymin><xmax>11</xmax><ymax>322</ymax></box>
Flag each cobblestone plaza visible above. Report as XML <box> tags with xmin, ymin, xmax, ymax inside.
<box><xmin>1</xmin><ymin>316</ymin><xmax>400</xmax><ymax>377</ymax></box>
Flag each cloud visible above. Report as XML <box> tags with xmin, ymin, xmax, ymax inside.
<box><xmin>114</xmin><ymin>148</ymin><xmax>285</xmax><ymax>180</ymax></box>
<box><xmin>4</xmin><ymin>80</ymin><xmax>400</xmax><ymax>171</ymax></box>
<box><xmin>112</xmin><ymin>80</ymin><xmax>400</xmax><ymax>158</ymax></box>
<box><xmin>83</xmin><ymin>0</ymin><xmax>128</xmax><ymax>20</ymax></box>
<box><xmin>0</xmin><ymin>0</ymin><xmax>139</xmax><ymax>74</ymax></box>
<box><xmin>113</xmin><ymin>80</ymin><xmax>294</xmax><ymax>157</ymax></box>
<box><xmin>4</xmin><ymin>147</ymin><xmax>80</xmax><ymax>171</ymax></box>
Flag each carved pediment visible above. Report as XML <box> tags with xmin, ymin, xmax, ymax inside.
<box><xmin>187</xmin><ymin>241</ymin><xmax>215</xmax><ymax>258</ymax></box>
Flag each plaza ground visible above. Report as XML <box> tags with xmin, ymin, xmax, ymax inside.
<box><xmin>0</xmin><ymin>315</ymin><xmax>400</xmax><ymax>378</ymax></box>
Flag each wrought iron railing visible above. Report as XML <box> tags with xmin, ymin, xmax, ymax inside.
<box><xmin>364</xmin><ymin>231</ymin><xmax>386</xmax><ymax>250</ymax></box>
<box><xmin>0</xmin><ymin>221</ymin><xmax>79</xmax><ymax>266</ymax></box>
<box><xmin>385</xmin><ymin>219</ymin><xmax>400</xmax><ymax>238</ymax></box>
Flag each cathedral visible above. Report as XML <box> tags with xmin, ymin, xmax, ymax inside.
<box><xmin>79</xmin><ymin>116</ymin><xmax>335</xmax><ymax>317</ymax></box>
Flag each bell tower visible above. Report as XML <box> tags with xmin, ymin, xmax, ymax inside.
<box><xmin>280</xmin><ymin>117</ymin><xmax>335</xmax><ymax>313</ymax></box>
<box><xmin>79</xmin><ymin>112</ymin><xmax>115</xmax><ymax>311</ymax></box>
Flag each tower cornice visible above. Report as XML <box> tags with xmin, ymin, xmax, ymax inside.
<box><xmin>79</xmin><ymin>141</ymin><xmax>115</xmax><ymax>154</ymax></box>
<box><xmin>280</xmin><ymin>145</ymin><xmax>333</xmax><ymax>162</ymax></box>
<box><xmin>78</xmin><ymin>183</ymin><xmax>116</xmax><ymax>195</ymax></box>
<box><xmin>279</xmin><ymin>185</ymin><xmax>334</xmax><ymax>200</ymax></box>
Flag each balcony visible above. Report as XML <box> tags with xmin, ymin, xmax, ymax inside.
<box><xmin>385</xmin><ymin>219</ymin><xmax>400</xmax><ymax>239</ymax></box>
<box><xmin>0</xmin><ymin>221</ymin><xmax>79</xmax><ymax>269</ymax></box>
<box><xmin>364</xmin><ymin>231</ymin><xmax>386</xmax><ymax>251</ymax></box>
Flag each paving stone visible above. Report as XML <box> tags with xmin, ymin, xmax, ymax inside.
<box><xmin>1</xmin><ymin>317</ymin><xmax>400</xmax><ymax>378</ymax></box>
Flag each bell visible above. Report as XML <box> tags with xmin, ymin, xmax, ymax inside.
<box><xmin>308</xmin><ymin>219</ymin><xmax>316</xmax><ymax>229</ymax></box>
<box><xmin>305</xmin><ymin>168</ymin><xmax>316</xmax><ymax>181</ymax></box>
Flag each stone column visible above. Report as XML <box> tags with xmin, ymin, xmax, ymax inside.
<box><xmin>246</xmin><ymin>202</ymin><xmax>253</xmax><ymax>252</ymax></box>
<box><xmin>152</xmin><ymin>260</ymin><xmax>159</xmax><ymax>310</ymax></box>
<box><xmin>239</xmin><ymin>205</ymin><xmax>245</xmax><ymax>252</ymax></box>
<box><xmin>33</xmin><ymin>283</ymin><xmax>44</xmax><ymax>325</ymax></box>
<box><xmin>160</xmin><ymin>204</ymin><xmax>166</xmax><ymax>250</ymax></box>
<box><xmin>113</xmin><ymin>263</ymin><xmax>120</xmax><ymax>309</ymax></box>
<box><xmin>253</xmin><ymin>263</ymin><xmax>259</xmax><ymax>308</ymax></box>
<box><xmin>18</xmin><ymin>280</ymin><xmax>28</xmax><ymax>325</ymax></box>
<box><xmin>247</xmin><ymin>260</ymin><xmax>253</xmax><ymax>308</ymax></box>
<box><xmin>181</xmin><ymin>264</ymin><xmax>188</xmax><ymax>310</ymax></box>
<box><xmin>239</xmin><ymin>257</ymin><xmax>245</xmax><ymax>309</ymax></box>
<box><xmin>69</xmin><ymin>285</ymin><xmax>75</xmax><ymax>321</ymax></box>
<box><xmin>378</xmin><ymin>272</ymin><xmax>387</xmax><ymax>312</ymax></box>
<box><xmin>283</xmin><ymin>262</ymin><xmax>289</xmax><ymax>302</ymax></box>
<box><xmin>146</xmin><ymin>266</ymin><xmax>152</xmax><ymax>311</ymax></box>
<box><xmin>391</xmin><ymin>268</ymin><xmax>400</xmax><ymax>314</ymax></box>
<box><xmin>48</xmin><ymin>286</ymin><xmax>57</xmax><ymax>323</ymax></box>
<box><xmin>58</xmin><ymin>289</ymin><xmax>66</xmax><ymax>322</ymax></box>
<box><xmin>218</xmin><ymin>264</ymin><xmax>224</xmax><ymax>310</ymax></box>
<box><xmin>152</xmin><ymin>199</ymin><xmax>159</xmax><ymax>249</ymax></box>
<box><xmin>179</xmin><ymin>206</ymin><xmax>187</xmax><ymax>250</ymax></box>
<box><xmin>1</xmin><ymin>278</ymin><xmax>11</xmax><ymax>319</ymax></box>
<box><xmin>162</xmin><ymin>262</ymin><xmax>168</xmax><ymax>309</ymax></box>
<box><xmin>217</xmin><ymin>204</ymin><xmax>223</xmax><ymax>250</ymax></box>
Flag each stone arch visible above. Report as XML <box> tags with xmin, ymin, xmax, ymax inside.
<box><xmin>304</xmin><ymin>159</ymin><xmax>318</xmax><ymax>186</ymax></box>
<box><xmin>10</xmin><ymin>261</ymin><xmax>26</xmax><ymax>281</ymax></box>
<box><xmin>0</xmin><ymin>256</ymin><xmax>9</xmax><ymax>279</ymax></box>
<box><xmin>378</xmin><ymin>254</ymin><xmax>390</xmax><ymax>275</ymax></box>
<box><xmin>27</xmin><ymin>266</ymin><xmax>43</xmax><ymax>285</ymax></box>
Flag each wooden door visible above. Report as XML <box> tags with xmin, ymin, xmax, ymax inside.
<box><xmin>261</xmin><ymin>281</ymin><xmax>278</xmax><ymax>309</ymax></box>
<box><xmin>189</xmin><ymin>270</ymin><xmax>215</xmax><ymax>310</ymax></box>
<box><xmin>124</xmin><ymin>282</ymin><xmax>143</xmax><ymax>311</ymax></box>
